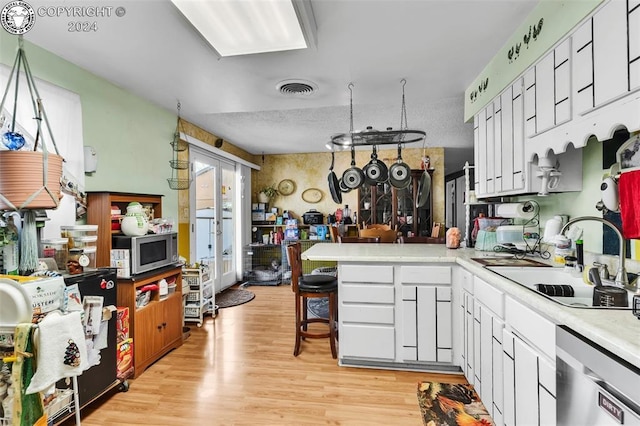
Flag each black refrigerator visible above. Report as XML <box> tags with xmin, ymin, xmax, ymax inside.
<box><xmin>62</xmin><ymin>268</ymin><xmax>118</xmax><ymax>407</ymax></box>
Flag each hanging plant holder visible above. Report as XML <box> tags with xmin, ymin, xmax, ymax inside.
<box><xmin>0</xmin><ymin>36</ymin><xmax>63</xmax><ymax>210</ymax></box>
<box><xmin>167</xmin><ymin>103</ymin><xmax>191</xmax><ymax>190</ymax></box>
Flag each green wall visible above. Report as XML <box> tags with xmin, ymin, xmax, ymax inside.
<box><xmin>0</xmin><ymin>33</ymin><xmax>178</xmax><ymax>220</ymax></box>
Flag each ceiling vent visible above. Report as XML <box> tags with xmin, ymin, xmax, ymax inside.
<box><xmin>276</xmin><ymin>79</ymin><xmax>317</xmax><ymax>96</ymax></box>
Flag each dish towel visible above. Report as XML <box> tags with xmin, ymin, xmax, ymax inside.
<box><xmin>26</xmin><ymin>310</ymin><xmax>88</xmax><ymax>394</ymax></box>
<box><xmin>618</xmin><ymin>170</ymin><xmax>640</xmax><ymax>239</ymax></box>
<box><xmin>10</xmin><ymin>323</ymin><xmax>46</xmax><ymax>426</ymax></box>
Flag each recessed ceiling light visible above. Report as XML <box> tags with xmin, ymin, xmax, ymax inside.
<box><xmin>171</xmin><ymin>0</ymin><xmax>316</xmax><ymax>57</ymax></box>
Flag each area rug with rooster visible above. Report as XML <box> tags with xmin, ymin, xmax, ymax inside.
<box><xmin>417</xmin><ymin>381</ymin><xmax>494</xmax><ymax>426</ymax></box>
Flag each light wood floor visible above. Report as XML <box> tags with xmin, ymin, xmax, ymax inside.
<box><xmin>72</xmin><ymin>284</ymin><xmax>466</xmax><ymax>425</ymax></box>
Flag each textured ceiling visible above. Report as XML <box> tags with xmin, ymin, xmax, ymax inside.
<box><xmin>23</xmin><ymin>0</ymin><xmax>539</xmax><ymax>173</ymax></box>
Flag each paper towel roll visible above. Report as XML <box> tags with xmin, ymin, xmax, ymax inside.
<box><xmin>496</xmin><ymin>202</ymin><xmax>538</xmax><ymax>219</ymax></box>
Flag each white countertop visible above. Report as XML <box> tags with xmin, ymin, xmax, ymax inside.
<box><xmin>302</xmin><ymin>243</ymin><xmax>640</xmax><ymax>367</ymax></box>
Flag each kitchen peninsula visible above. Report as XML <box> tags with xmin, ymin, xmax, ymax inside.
<box><xmin>303</xmin><ymin>242</ymin><xmax>640</xmax><ymax>425</ymax></box>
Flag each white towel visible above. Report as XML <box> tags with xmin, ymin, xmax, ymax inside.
<box><xmin>26</xmin><ymin>310</ymin><xmax>88</xmax><ymax>394</ymax></box>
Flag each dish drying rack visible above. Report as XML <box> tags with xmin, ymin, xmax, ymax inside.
<box><xmin>493</xmin><ymin>200</ymin><xmax>551</xmax><ymax>260</ymax></box>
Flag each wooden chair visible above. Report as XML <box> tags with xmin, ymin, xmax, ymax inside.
<box><xmin>286</xmin><ymin>242</ymin><xmax>338</xmax><ymax>358</ymax></box>
<box><xmin>359</xmin><ymin>227</ymin><xmax>399</xmax><ymax>243</ymax></box>
<box><xmin>365</xmin><ymin>223</ymin><xmax>392</xmax><ymax>231</ymax></box>
<box><xmin>398</xmin><ymin>236</ymin><xmax>446</xmax><ymax>244</ymax></box>
<box><xmin>338</xmin><ymin>236</ymin><xmax>380</xmax><ymax>243</ymax></box>
<box><xmin>329</xmin><ymin>225</ymin><xmax>339</xmax><ymax>242</ymax></box>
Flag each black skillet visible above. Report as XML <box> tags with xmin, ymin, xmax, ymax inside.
<box><xmin>328</xmin><ymin>151</ymin><xmax>342</xmax><ymax>203</ymax></box>
<box><xmin>389</xmin><ymin>144</ymin><xmax>411</xmax><ymax>189</ymax></box>
<box><xmin>416</xmin><ymin>169</ymin><xmax>432</xmax><ymax>208</ymax></box>
<box><xmin>342</xmin><ymin>145</ymin><xmax>365</xmax><ymax>190</ymax></box>
<box><xmin>363</xmin><ymin>145</ymin><xmax>388</xmax><ymax>185</ymax></box>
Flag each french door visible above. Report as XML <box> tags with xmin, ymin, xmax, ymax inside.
<box><xmin>189</xmin><ymin>147</ymin><xmax>236</xmax><ymax>293</ymax></box>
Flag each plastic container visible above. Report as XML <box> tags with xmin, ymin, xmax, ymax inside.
<box><xmin>61</xmin><ymin>225</ymin><xmax>98</xmax><ymax>239</ymax></box>
<box><xmin>554</xmin><ymin>236</ymin><xmax>573</xmax><ymax>264</ymax></box>
<box><xmin>40</xmin><ymin>238</ymin><xmax>69</xmax><ymax>270</ymax></box>
<box><xmin>68</xmin><ymin>235</ymin><xmax>98</xmax><ymax>250</ymax></box>
<box><xmin>83</xmin><ymin>246</ymin><xmax>97</xmax><ymax>269</ymax></box>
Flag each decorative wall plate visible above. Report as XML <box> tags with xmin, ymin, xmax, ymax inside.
<box><xmin>302</xmin><ymin>188</ymin><xmax>323</xmax><ymax>204</ymax></box>
<box><xmin>278</xmin><ymin>179</ymin><xmax>296</xmax><ymax>196</ymax></box>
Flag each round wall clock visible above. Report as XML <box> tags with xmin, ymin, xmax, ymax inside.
<box><xmin>278</xmin><ymin>179</ymin><xmax>296</xmax><ymax>196</ymax></box>
<box><xmin>302</xmin><ymin>188</ymin><xmax>323</xmax><ymax>204</ymax></box>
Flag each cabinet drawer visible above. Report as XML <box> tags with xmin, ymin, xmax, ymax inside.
<box><xmin>399</xmin><ymin>265</ymin><xmax>451</xmax><ymax>284</ymax></box>
<box><xmin>341</xmin><ymin>304</ymin><xmax>394</xmax><ymax>324</ymax></box>
<box><xmin>340</xmin><ymin>265</ymin><xmax>394</xmax><ymax>283</ymax></box>
<box><xmin>505</xmin><ymin>296</ymin><xmax>556</xmax><ymax>359</ymax></box>
<box><xmin>340</xmin><ymin>324</ymin><xmax>395</xmax><ymax>359</ymax></box>
<box><xmin>473</xmin><ymin>276</ymin><xmax>504</xmax><ymax>318</ymax></box>
<box><xmin>341</xmin><ymin>283</ymin><xmax>394</xmax><ymax>304</ymax></box>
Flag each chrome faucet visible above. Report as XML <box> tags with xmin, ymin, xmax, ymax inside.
<box><xmin>560</xmin><ymin>216</ymin><xmax>629</xmax><ymax>288</ymax></box>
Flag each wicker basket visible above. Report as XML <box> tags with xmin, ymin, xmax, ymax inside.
<box><xmin>0</xmin><ymin>151</ymin><xmax>63</xmax><ymax>210</ymax></box>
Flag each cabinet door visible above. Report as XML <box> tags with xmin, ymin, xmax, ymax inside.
<box><xmin>555</xmin><ymin>39</ymin><xmax>571</xmax><ymax>125</ymax></box>
<box><xmin>135</xmin><ymin>302</ymin><xmax>163</xmax><ymax>369</ymax></box>
<box><xmin>512</xmin><ymin>79</ymin><xmax>525</xmax><ymax>191</ymax></box>
<box><xmin>472</xmin><ymin>302</ymin><xmax>481</xmax><ymax>389</ymax></box>
<box><xmin>463</xmin><ymin>291</ymin><xmax>475</xmax><ymax>383</ymax></box>
<box><xmin>535</xmin><ymin>51</ymin><xmax>555</xmax><ymax>133</ymax></box>
<box><xmin>500</xmin><ymin>87</ymin><xmax>514</xmax><ymax>192</ymax></box>
<box><xmin>593</xmin><ymin>0</ymin><xmax>629</xmax><ymax>107</ymax></box>
<box><xmin>503</xmin><ymin>330</ymin><xmax>516</xmax><ymax>426</ymax></box>
<box><xmin>492</xmin><ymin>316</ymin><xmax>505</xmax><ymax>424</ymax></box>
<box><xmin>162</xmin><ymin>294</ymin><xmax>183</xmax><ymax>348</ymax></box>
<box><xmin>485</xmin><ymin>104</ymin><xmax>495</xmax><ymax>195</ymax></box>
<box><xmin>476</xmin><ymin>109</ymin><xmax>487</xmax><ymax>197</ymax></box>
<box><xmin>473</xmin><ymin>115</ymin><xmax>481</xmax><ymax>196</ymax></box>
<box><xmin>493</xmin><ymin>98</ymin><xmax>502</xmax><ymax>193</ymax></box>
<box><xmin>513</xmin><ymin>336</ymin><xmax>540</xmax><ymax>426</ymax></box>
<box><xmin>572</xmin><ymin>19</ymin><xmax>594</xmax><ymax>115</ymax></box>
<box><xmin>631</xmin><ymin>2</ymin><xmax>640</xmax><ymax>90</ymax></box>
<box><xmin>524</xmin><ymin>68</ymin><xmax>537</xmax><ymax>137</ymax></box>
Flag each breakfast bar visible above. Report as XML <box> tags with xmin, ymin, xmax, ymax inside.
<box><xmin>303</xmin><ymin>242</ymin><xmax>640</xmax><ymax>366</ymax></box>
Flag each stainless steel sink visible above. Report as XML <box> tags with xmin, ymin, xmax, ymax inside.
<box><xmin>486</xmin><ymin>266</ymin><xmax>633</xmax><ymax>309</ymax></box>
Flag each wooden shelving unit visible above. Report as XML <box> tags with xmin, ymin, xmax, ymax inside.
<box><xmin>86</xmin><ymin>191</ymin><xmax>163</xmax><ymax>268</ymax></box>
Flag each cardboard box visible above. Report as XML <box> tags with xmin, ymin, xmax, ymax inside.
<box><xmin>117</xmin><ymin>338</ymin><xmax>133</xmax><ymax>377</ymax></box>
<box><xmin>265</xmin><ymin>212</ymin><xmax>277</xmax><ymax>221</ymax></box>
<box><xmin>116</xmin><ymin>307</ymin><xmax>129</xmax><ymax>343</ymax></box>
<box><xmin>251</xmin><ymin>211</ymin><xmax>265</xmax><ymax>221</ymax></box>
<box><xmin>284</xmin><ymin>228</ymin><xmax>299</xmax><ymax>240</ymax></box>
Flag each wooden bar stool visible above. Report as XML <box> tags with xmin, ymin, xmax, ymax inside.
<box><xmin>286</xmin><ymin>242</ymin><xmax>338</xmax><ymax>358</ymax></box>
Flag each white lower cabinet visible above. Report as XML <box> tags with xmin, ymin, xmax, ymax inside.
<box><xmin>471</xmin><ymin>277</ymin><xmax>505</xmax><ymax>424</ymax></box>
<box><xmin>400</xmin><ymin>265</ymin><xmax>453</xmax><ymax>363</ymax></box>
<box><xmin>502</xmin><ymin>296</ymin><xmax>556</xmax><ymax>426</ymax></box>
<box><xmin>339</xmin><ymin>264</ymin><xmax>395</xmax><ymax>360</ymax></box>
<box><xmin>339</xmin><ymin>263</ymin><xmax>456</xmax><ymax>366</ymax></box>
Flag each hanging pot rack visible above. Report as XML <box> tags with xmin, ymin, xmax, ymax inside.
<box><xmin>330</xmin><ymin>80</ymin><xmax>426</xmax><ymax>148</ymax></box>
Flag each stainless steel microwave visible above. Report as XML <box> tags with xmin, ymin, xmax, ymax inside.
<box><xmin>111</xmin><ymin>233</ymin><xmax>178</xmax><ymax>277</ymax></box>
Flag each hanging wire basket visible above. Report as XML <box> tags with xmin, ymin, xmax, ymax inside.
<box><xmin>170</xmin><ymin>138</ymin><xmax>188</xmax><ymax>152</ymax></box>
<box><xmin>169</xmin><ymin>159</ymin><xmax>189</xmax><ymax>170</ymax></box>
<box><xmin>167</xmin><ymin>178</ymin><xmax>191</xmax><ymax>190</ymax></box>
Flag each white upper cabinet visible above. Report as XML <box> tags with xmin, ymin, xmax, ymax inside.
<box><xmin>524</xmin><ymin>38</ymin><xmax>572</xmax><ymax>137</ymax></box>
<box><xmin>630</xmin><ymin>0</ymin><xmax>640</xmax><ymax>90</ymax></box>
<box><xmin>572</xmin><ymin>0</ymin><xmax>639</xmax><ymax>114</ymax></box>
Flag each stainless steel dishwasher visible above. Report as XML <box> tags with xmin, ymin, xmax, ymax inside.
<box><xmin>557</xmin><ymin>326</ymin><xmax>640</xmax><ymax>425</ymax></box>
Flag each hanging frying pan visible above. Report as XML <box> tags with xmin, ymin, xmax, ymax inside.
<box><xmin>416</xmin><ymin>169</ymin><xmax>432</xmax><ymax>208</ymax></box>
<box><xmin>342</xmin><ymin>146</ymin><xmax>365</xmax><ymax>190</ymax></box>
<box><xmin>328</xmin><ymin>151</ymin><xmax>342</xmax><ymax>204</ymax></box>
<box><xmin>363</xmin><ymin>145</ymin><xmax>389</xmax><ymax>185</ymax></box>
<box><xmin>389</xmin><ymin>144</ymin><xmax>411</xmax><ymax>189</ymax></box>
<box><xmin>338</xmin><ymin>178</ymin><xmax>351</xmax><ymax>193</ymax></box>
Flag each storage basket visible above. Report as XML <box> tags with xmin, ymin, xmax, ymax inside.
<box><xmin>184</xmin><ymin>305</ymin><xmax>200</xmax><ymax>317</ymax></box>
<box><xmin>183</xmin><ymin>274</ymin><xmax>200</xmax><ymax>288</ymax></box>
<box><xmin>0</xmin><ymin>151</ymin><xmax>63</xmax><ymax>210</ymax></box>
<box><xmin>186</xmin><ymin>291</ymin><xmax>200</xmax><ymax>302</ymax></box>
<box><xmin>167</xmin><ymin>178</ymin><xmax>190</xmax><ymax>190</ymax></box>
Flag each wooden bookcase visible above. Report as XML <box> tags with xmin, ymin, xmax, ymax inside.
<box><xmin>86</xmin><ymin>191</ymin><xmax>163</xmax><ymax>268</ymax></box>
